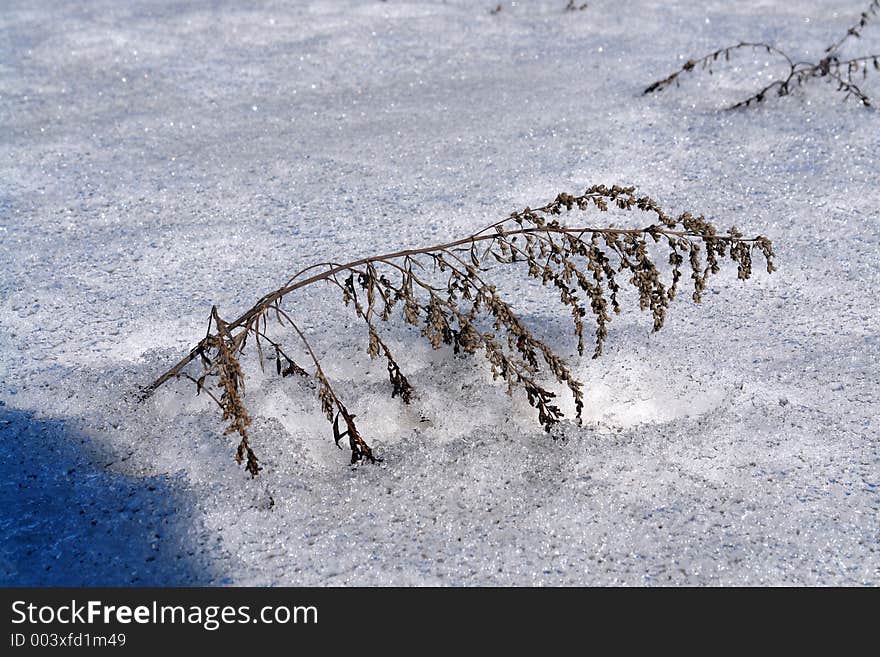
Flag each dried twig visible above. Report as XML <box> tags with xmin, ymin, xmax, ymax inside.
<box><xmin>143</xmin><ymin>185</ymin><xmax>776</xmax><ymax>475</ymax></box>
<box><xmin>564</xmin><ymin>1</ymin><xmax>589</xmax><ymax>11</ymax></box>
<box><xmin>644</xmin><ymin>0</ymin><xmax>880</xmax><ymax>109</ymax></box>
<box><xmin>490</xmin><ymin>1</ymin><xmax>587</xmax><ymax>15</ymax></box>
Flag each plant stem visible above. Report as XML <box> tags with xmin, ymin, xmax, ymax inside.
<box><xmin>140</xmin><ymin>223</ymin><xmax>761</xmax><ymax>398</ymax></box>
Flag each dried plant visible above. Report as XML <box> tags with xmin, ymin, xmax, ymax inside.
<box><xmin>142</xmin><ymin>185</ymin><xmax>776</xmax><ymax>475</ymax></box>
<box><xmin>645</xmin><ymin>0</ymin><xmax>880</xmax><ymax>109</ymax></box>
<box><xmin>490</xmin><ymin>2</ymin><xmax>587</xmax><ymax>15</ymax></box>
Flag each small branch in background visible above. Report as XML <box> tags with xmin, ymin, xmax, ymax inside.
<box><xmin>644</xmin><ymin>0</ymin><xmax>880</xmax><ymax>109</ymax></box>
<box><xmin>491</xmin><ymin>2</ymin><xmax>588</xmax><ymax>15</ymax></box>
<box><xmin>143</xmin><ymin>185</ymin><xmax>776</xmax><ymax>476</ymax></box>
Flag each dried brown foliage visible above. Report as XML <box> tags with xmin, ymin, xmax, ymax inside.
<box><xmin>143</xmin><ymin>185</ymin><xmax>776</xmax><ymax>475</ymax></box>
<box><xmin>645</xmin><ymin>0</ymin><xmax>880</xmax><ymax>109</ymax></box>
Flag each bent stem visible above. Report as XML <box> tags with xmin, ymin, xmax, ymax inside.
<box><xmin>644</xmin><ymin>1</ymin><xmax>880</xmax><ymax>109</ymax></box>
<box><xmin>143</xmin><ymin>184</ymin><xmax>776</xmax><ymax>475</ymax></box>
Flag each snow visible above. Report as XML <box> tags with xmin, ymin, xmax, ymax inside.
<box><xmin>1</xmin><ymin>0</ymin><xmax>878</xmax><ymax>585</ymax></box>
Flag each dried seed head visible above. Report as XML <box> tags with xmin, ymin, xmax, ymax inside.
<box><xmin>157</xmin><ymin>184</ymin><xmax>776</xmax><ymax>474</ymax></box>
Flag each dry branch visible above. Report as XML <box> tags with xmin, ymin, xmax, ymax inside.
<box><xmin>143</xmin><ymin>184</ymin><xmax>776</xmax><ymax>475</ymax></box>
<box><xmin>644</xmin><ymin>1</ymin><xmax>880</xmax><ymax>109</ymax></box>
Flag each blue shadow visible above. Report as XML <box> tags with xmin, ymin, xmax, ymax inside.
<box><xmin>0</xmin><ymin>406</ymin><xmax>216</xmax><ymax>586</ymax></box>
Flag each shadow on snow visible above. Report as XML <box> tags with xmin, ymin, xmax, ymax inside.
<box><xmin>0</xmin><ymin>406</ymin><xmax>217</xmax><ymax>586</ymax></box>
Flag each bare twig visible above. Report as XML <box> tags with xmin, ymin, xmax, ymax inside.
<box><xmin>143</xmin><ymin>184</ymin><xmax>776</xmax><ymax>475</ymax></box>
<box><xmin>645</xmin><ymin>1</ymin><xmax>880</xmax><ymax>109</ymax></box>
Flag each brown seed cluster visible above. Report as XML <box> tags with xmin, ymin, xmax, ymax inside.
<box><xmin>145</xmin><ymin>184</ymin><xmax>776</xmax><ymax>475</ymax></box>
<box><xmin>197</xmin><ymin>307</ymin><xmax>260</xmax><ymax>476</ymax></box>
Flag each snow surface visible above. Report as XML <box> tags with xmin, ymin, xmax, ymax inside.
<box><xmin>1</xmin><ymin>0</ymin><xmax>878</xmax><ymax>585</ymax></box>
